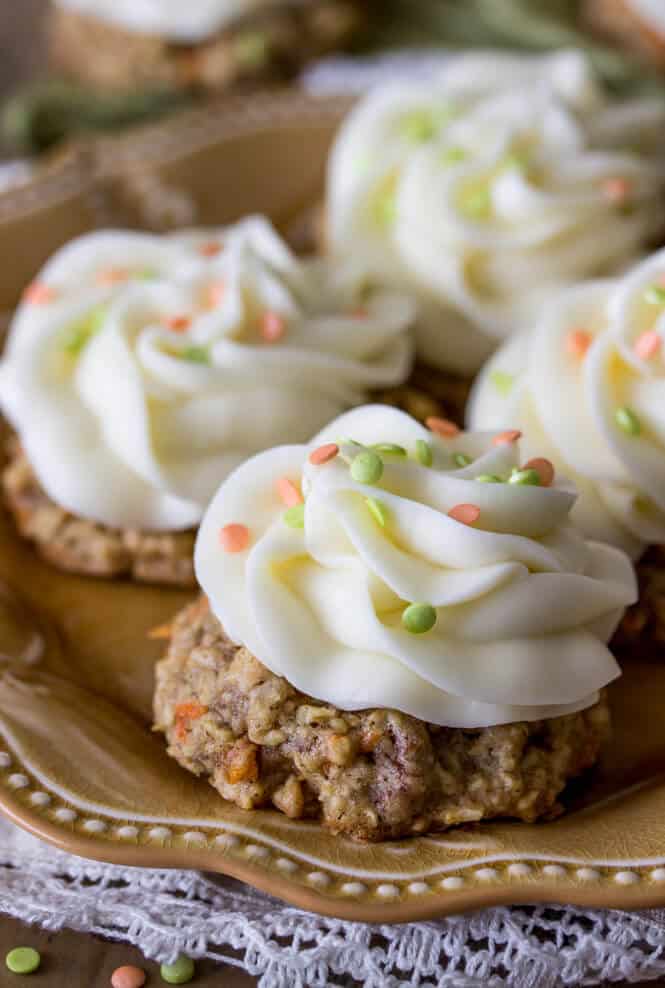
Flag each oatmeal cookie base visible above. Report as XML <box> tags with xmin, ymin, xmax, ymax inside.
<box><xmin>2</xmin><ymin>437</ymin><xmax>196</xmax><ymax>586</ymax></box>
<box><xmin>48</xmin><ymin>1</ymin><xmax>364</xmax><ymax>93</ymax></box>
<box><xmin>153</xmin><ymin>597</ymin><xmax>611</xmax><ymax>842</ymax></box>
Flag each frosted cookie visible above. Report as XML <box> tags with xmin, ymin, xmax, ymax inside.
<box><xmin>49</xmin><ymin>0</ymin><xmax>363</xmax><ymax>93</ymax></box>
<box><xmin>0</xmin><ymin>218</ymin><xmax>414</xmax><ymax>584</ymax></box>
<box><xmin>154</xmin><ymin>405</ymin><xmax>636</xmax><ymax>838</ymax></box>
<box><xmin>469</xmin><ymin>248</ymin><xmax>665</xmax><ymax>649</ymax></box>
<box><xmin>326</xmin><ymin>49</ymin><xmax>665</xmax><ymax>374</ymax></box>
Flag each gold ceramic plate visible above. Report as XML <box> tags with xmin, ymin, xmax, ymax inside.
<box><xmin>2</xmin><ymin>92</ymin><xmax>665</xmax><ymax>923</ymax></box>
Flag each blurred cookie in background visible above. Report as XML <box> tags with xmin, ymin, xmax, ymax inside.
<box><xmin>48</xmin><ymin>0</ymin><xmax>365</xmax><ymax>93</ymax></box>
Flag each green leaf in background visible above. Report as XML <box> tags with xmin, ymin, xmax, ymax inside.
<box><xmin>364</xmin><ymin>0</ymin><xmax>665</xmax><ymax>96</ymax></box>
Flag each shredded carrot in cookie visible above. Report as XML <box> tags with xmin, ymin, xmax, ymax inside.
<box><xmin>174</xmin><ymin>702</ymin><xmax>208</xmax><ymax>740</ymax></box>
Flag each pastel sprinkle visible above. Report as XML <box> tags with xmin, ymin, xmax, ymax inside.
<box><xmin>62</xmin><ymin>305</ymin><xmax>106</xmax><ymax>354</ymax></box>
<box><xmin>350</xmin><ymin>450</ymin><xmax>384</xmax><ymax>485</ymax></box>
<box><xmin>615</xmin><ymin>406</ymin><xmax>641</xmax><ymax>435</ymax></box>
<box><xmin>415</xmin><ymin>439</ymin><xmax>433</xmax><ymax>466</ymax></box>
<box><xmin>399</xmin><ymin>109</ymin><xmax>436</xmax><ymax>143</ymax></box>
<box><xmin>135</xmin><ymin>267</ymin><xmax>157</xmax><ymax>280</ymax></box>
<box><xmin>375</xmin><ymin>192</ymin><xmax>397</xmax><ymax>227</ymax></box>
<box><xmin>402</xmin><ymin>603</ymin><xmax>437</xmax><ymax>635</ymax></box>
<box><xmin>523</xmin><ymin>457</ymin><xmax>555</xmax><ymax>487</ymax></box>
<box><xmin>219</xmin><ymin>523</ymin><xmax>249</xmax><ymax>553</ymax></box>
<box><xmin>566</xmin><ymin>329</ymin><xmax>592</xmax><ymax>358</ymax></box>
<box><xmin>6</xmin><ymin>947</ymin><xmax>40</xmax><ymax>974</ymax></box>
<box><xmin>601</xmin><ymin>176</ymin><xmax>631</xmax><ymax>204</ymax></box>
<box><xmin>276</xmin><ymin>477</ymin><xmax>303</xmax><ymax>507</ymax></box>
<box><xmin>309</xmin><ymin>443</ymin><xmax>339</xmax><ymax>465</ymax></box>
<box><xmin>163</xmin><ymin>315</ymin><xmax>191</xmax><ymax>332</ymax></box>
<box><xmin>261</xmin><ymin>310</ymin><xmax>286</xmax><ymax>343</ymax></box>
<box><xmin>635</xmin><ymin>330</ymin><xmax>661</xmax><ymax>360</ymax></box>
<box><xmin>490</xmin><ymin>369</ymin><xmax>514</xmax><ymax>396</ymax></box>
<box><xmin>96</xmin><ymin>267</ymin><xmax>129</xmax><ymax>285</ymax></box>
<box><xmin>492</xmin><ymin>429</ymin><xmax>522</xmax><ymax>446</ymax></box>
<box><xmin>508</xmin><ymin>468</ymin><xmax>541</xmax><ymax>486</ymax></box>
<box><xmin>199</xmin><ymin>240</ymin><xmax>222</xmax><ymax>257</ymax></box>
<box><xmin>111</xmin><ymin>966</ymin><xmax>146</xmax><ymax>988</ymax></box>
<box><xmin>441</xmin><ymin>146</ymin><xmax>467</xmax><ymax>165</ymax></box>
<box><xmin>644</xmin><ymin>284</ymin><xmax>665</xmax><ymax>305</ymax></box>
<box><xmin>23</xmin><ymin>281</ymin><xmax>55</xmax><ymax>304</ymax></box>
<box><xmin>283</xmin><ymin>504</ymin><xmax>305</xmax><ymax>528</ymax></box>
<box><xmin>476</xmin><ymin>474</ymin><xmax>502</xmax><ymax>483</ymax></box>
<box><xmin>160</xmin><ymin>955</ymin><xmax>195</xmax><ymax>984</ymax></box>
<box><xmin>372</xmin><ymin>443</ymin><xmax>407</xmax><ymax>457</ymax></box>
<box><xmin>365</xmin><ymin>497</ymin><xmax>387</xmax><ymax>527</ymax></box>
<box><xmin>453</xmin><ymin>452</ymin><xmax>471</xmax><ymax>467</ymax></box>
<box><xmin>180</xmin><ymin>345</ymin><xmax>209</xmax><ymax>364</ymax></box>
<box><xmin>205</xmin><ymin>279</ymin><xmax>226</xmax><ymax>308</ymax></box>
<box><xmin>426</xmin><ymin>417</ymin><xmax>459</xmax><ymax>438</ymax></box>
<box><xmin>448</xmin><ymin>503</ymin><xmax>481</xmax><ymax>525</ymax></box>
<box><xmin>462</xmin><ymin>186</ymin><xmax>491</xmax><ymax>218</ymax></box>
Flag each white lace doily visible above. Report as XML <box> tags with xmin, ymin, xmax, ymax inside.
<box><xmin>2</xmin><ymin>818</ymin><xmax>665</xmax><ymax>987</ymax></box>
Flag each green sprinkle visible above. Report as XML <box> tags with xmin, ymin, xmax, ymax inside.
<box><xmin>283</xmin><ymin>504</ymin><xmax>305</xmax><ymax>528</ymax></box>
<box><xmin>440</xmin><ymin>146</ymin><xmax>467</xmax><ymax>166</ymax></box>
<box><xmin>503</xmin><ymin>151</ymin><xmax>528</xmax><ymax>171</ymax></box>
<box><xmin>476</xmin><ymin>473</ymin><xmax>503</xmax><ymax>483</ymax></box>
<box><xmin>402</xmin><ymin>603</ymin><xmax>437</xmax><ymax>635</ymax></box>
<box><xmin>490</xmin><ymin>369</ymin><xmax>514</xmax><ymax>396</ymax></box>
<box><xmin>374</xmin><ymin>192</ymin><xmax>397</xmax><ymax>228</ymax></box>
<box><xmin>615</xmin><ymin>406</ymin><xmax>641</xmax><ymax>436</ymax></box>
<box><xmin>644</xmin><ymin>285</ymin><xmax>665</xmax><ymax>305</ymax></box>
<box><xmin>372</xmin><ymin>443</ymin><xmax>407</xmax><ymax>457</ymax></box>
<box><xmin>350</xmin><ymin>450</ymin><xmax>384</xmax><ymax>485</ymax></box>
<box><xmin>160</xmin><ymin>955</ymin><xmax>195</xmax><ymax>985</ymax></box>
<box><xmin>399</xmin><ymin>109</ymin><xmax>436</xmax><ymax>143</ymax></box>
<box><xmin>415</xmin><ymin>439</ymin><xmax>433</xmax><ymax>467</ymax></box>
<box><xmin>134</xmin><ymin>267</ymin><xmax>157</xmax><ymax>280</ymax></box>
<box><xmin>62</xmin><ymin>305</ymin><xmax>106</xmax><ymax>355</ymax></box>
<box><xmin>462</xmin><ymin>186</ymin><xmax>491</xmax><ymax>218</ymax></box>
<box><xmin>453</xmin><ymin>452</ymin><xmax>471</xmax><ymax>467</ymax></box>
<box><xmin>180</xmin><ymin>345</ymin><xmax>210</xmax><ymax>364</ymax></box>
<box><xmin>6</xmin><ymin>947</ymin><xmax>40</xmax><ymax>975</ymax></box>
<box><xmin>365</xmin><ymin>497</ymin><xmax>388</xmax><ymax>527</ymax></box>
<box><xmin>234</xmin><ymin>31</ymin><xmax>269</xmax><ymax>67</ymax></box>
<box><xmin>508</xmin><ymin>468</ymin><xmax>541</xmax><ymax>486</ymax></box>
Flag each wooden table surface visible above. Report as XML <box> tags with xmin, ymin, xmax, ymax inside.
<box><xmin>1</xmin><ymin>2</ymin><xmax>665</xmax><ymax>985</ymax></box>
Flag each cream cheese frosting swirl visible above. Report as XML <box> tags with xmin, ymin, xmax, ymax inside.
<box><xmin>195</xmin><ymin>405</ymin><xmax>636</xmax><ymax>727</ymax></box>
<box><xmin>0</xmin><ymin>218</ymin><xmax>413</xmax><ymax>532</ymax></box>
<box><xmin>327</xmin><ymin>50</ymin><xmax>665</xmax><ymax>373</ymax></box>
<box><xmin>469</xmin><ymin>248</ymin><xmax>665</xmax><ymax>559</ymax></box>
<box><xmin>54</xmin><ymin>0</ymin><xmax>286</xmax><ymax>42</ymax></box>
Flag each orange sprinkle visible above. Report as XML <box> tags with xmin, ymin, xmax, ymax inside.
<box><xmin>219</xmin><ymin>523</ymin><xmax>250</xmax><ymax>553</ymax></box>
<box><xmin>163</xmin><ymin>314</ymin><xmax>191</xmax><ymax>333</ymax></box>
<box><xmin>566</xmin><ymin>328</ymin><xmax>592</xmax><ymax>358</ymax></box>
<box><xmin>174</xmin><ymin>702</ymin><xmax>208</xmax><ymax>740</ymax></box>
<box><xmin>111</xmin><ymin>966</ymin><xmax>146</xmax><ymax>988</ymax></box>
<box><xmin>448</xmin><ymin>503</ymin><xmax>481</xmax><ymax>525</ymax></box>
<box><xmin>276</xmin><ymin>477</ymin><xmax>303</xmax><ymax>507</ymax></box>
<box><xmin>205</xmin><ymin>279</ymin><xmax>226</xmax><ymax>309</ymax></box>
<box><xmin>23</xmin><ymin>281</ymin><xmax>56</xmax><ymax>305</ymax></box>
<box><xmin>635</xmin><ymin>329</ymin><xmax>661</xmax><ymax>361</ymax></box>
<box><xmin>199</xmin><ymin>240</ymin><xmax>222</xmax><ymax>257</ymax></box>
<box><xmin>96</xmin><ymin>267</ymin><xmax>129</xmax><ymax>286</ymax></box>
<box><xmin>261</xmin><ymin>310</ymin><xmax>286</xmax><ymax>343</ymax></box>
<box><xmin>309</xmin><ymin>443</ymin><xmax>339</xmax><ymax>465</ymax></box>
<box><xmin>493</xmin><ymin>429</ymin><xmax>522</xmax><ymax>446</ymax></box>
<box><xmin>601</xmin><ymin>176</ymin><xmax>631</xmax><ymax>204</ymax></box>
<box><xmin>352</xmin><ymin>306</ymin><xmax>368</xmax><ymax>318</ymax></box>
<box><xmin>147</xmin><ymin>622</ymin><xmax>172</xmax><ymax>640</ymax></box>
<box><xmin>426</xmin><ymin>417</ymin><xmax>460</xmax><ymax>438</ymax></box>
<box><xmin>523</xmin><ymin>457</ymin><xmax>555</xmax><ymax>487</ymax></box>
